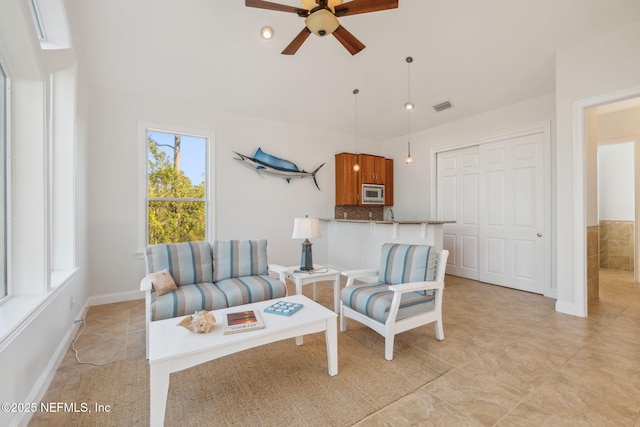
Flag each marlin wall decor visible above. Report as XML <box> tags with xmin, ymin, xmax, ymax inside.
<box><xmin>234</xmin><ymin>147</ymin><xmax>325</xmax><ymax>190</ymax></box>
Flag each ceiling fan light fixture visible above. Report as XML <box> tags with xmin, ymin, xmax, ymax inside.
<box><xmin>301</xmin><ymin>0</ymin><xmax>343</xmax><ymax>13</ymax></box>
<box><xmin>305</xmin><ymin>8</ymin><xmax>339</xmax><ymax>37</ymax></box>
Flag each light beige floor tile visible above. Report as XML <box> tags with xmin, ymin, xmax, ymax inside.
<box><xmin>31</xmin><ymin>269</ymin><xmax>640</xmax><ymax>426</ymax></box>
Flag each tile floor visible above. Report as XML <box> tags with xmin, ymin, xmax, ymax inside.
<box><xmin>30</xmin><ymin>270</ymin><xmax>640</xmax><ymax>426</ymax></box>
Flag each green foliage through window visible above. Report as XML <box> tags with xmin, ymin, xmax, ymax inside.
<box><xmin>147</xmin><ymin>132</ymin><xmax>206</xmax><ymax>245</ymax></box>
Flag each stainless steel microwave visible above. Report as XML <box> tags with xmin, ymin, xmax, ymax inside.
<box><xmin>362</xmin><ymin>184</ymin><xmax>385</xmax><ymax>204</ymax></box>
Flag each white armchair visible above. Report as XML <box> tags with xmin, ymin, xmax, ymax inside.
<box><xmin>340</xmin><ymin>244</ymin><xmax>449</xmax><ymax>361</ymax></box>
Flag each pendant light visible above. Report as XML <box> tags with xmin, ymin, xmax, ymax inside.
<box><xmin>405</xmin><ymin>56</ymin><xmax>414</xmax><ymax>165</ymax></box>
<box><xmin>353</xmin><ymin>88</ymin><xmax>361</xmax><ymax>172</ymax></box>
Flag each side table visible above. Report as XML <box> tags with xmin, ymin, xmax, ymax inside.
<box><xmin>274</xmin><ymin>265</ymin><xmax>341</xmax><ymax>313</ymax></box>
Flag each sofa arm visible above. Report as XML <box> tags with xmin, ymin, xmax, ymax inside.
<box><xmin>140</xmin><ymin>275</ymin><xmax>153</xmax><ymax>292</ymax></box>
<box><xmin>268</xmin><ymin>264</ymin><xmax>287</xmax><ymax>282</ymax></box>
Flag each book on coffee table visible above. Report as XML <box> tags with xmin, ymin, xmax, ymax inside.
<box><xmin>223</xmin><ymin>309</ymin><xmax>265</xmax><ymax>335</ymax></box>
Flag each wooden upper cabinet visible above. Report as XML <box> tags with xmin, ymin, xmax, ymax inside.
<box><xmin>335</xmin><ymin>152</ymin><xmax>393</xmax><ymax>206</ymax></box>
<box><xmin>335</xmin><ymin>153</ymin><xmax>360</xmax><ymax>205</ymax></box>
<box><xmin>384</xmin><ymin>158</ymin><xmax>394</xmax><ymax>206</ymax></box>
<box><xmin>359</xmin><ymin>154</ymin><xmax>386</xmax><ymax>184</ymax></box>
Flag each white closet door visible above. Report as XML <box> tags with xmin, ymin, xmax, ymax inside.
<box><xmin>437</xmin><ymin>131</ymin><xmax>545</xmax><ymax>294</ymax></box>
<box><xmin>478</xmin><ymin>132</ymin><xmax>544</xmax><ymax>293</ymax></box>
<box><xmin>437</xmin><ymin>146</ymin><xmax>480</xmax><ymax>280</ymax></box>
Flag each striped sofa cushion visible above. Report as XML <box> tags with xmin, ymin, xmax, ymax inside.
<box><xmin>212</xmin><ymin>240</ymin><xmax>268</xmax><ymax>282</ymax></box>
<box><xmin>341</xmin><ymin>283</ymin><xmax>436</xmax><ymax>323</ymax></box>
<box><xmin>378</xmin><ymin>243</ymin><xmax>435</xmax><ymax>285</ymax></box>
<box><xmin>151</xmin><ymin>282</ymin><xmax>228</xmax><ymax>321</ymax></box>
<box><xmin>145</xmin><ymin>241</ymin><xmax>213</xmax><ymax>286</ymax></box>
<box><xmin>215</xmin><ymin>275</ymin><xmax>287</xmax><ymax>307</ymax></box>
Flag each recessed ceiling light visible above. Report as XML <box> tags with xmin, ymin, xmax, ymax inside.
<box><xmin>261</xmin><ymin>26</ymin><xmax>273</xmax><ymax>40</ymax></box>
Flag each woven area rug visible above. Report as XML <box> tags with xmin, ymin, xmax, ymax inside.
<box><xmin>71</xmin><ymin>326</ymin><xmax>449</xmax><ymax>426</ymax></box>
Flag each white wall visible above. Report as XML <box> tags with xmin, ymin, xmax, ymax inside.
<box><xmin>555</xmin><ymin>18</ymin><xmax>640</xmax><ymax>316</ymax></box>
<box><xmin>87</xmin><ymin>86</ymin><xmax>380</xmax><ymax>298</ymax></box>
<box><xmin>598</xmin><ymin>142</ymin><xmax>635</xmax><ymax>220</ymax></box>
<box><xmin>382</xmin><ymin>94</ymin><xmax>555</xmax><ymax>220</ymax></box>
<box><xmin>596</xmin><ymin>106</ymin><xmax>640</xmax><ymax>221</ymax></box>
<box><xmin>598</xmin><ymin>106</ymin><xmax>640</xmax><ymax>140</ymax></box>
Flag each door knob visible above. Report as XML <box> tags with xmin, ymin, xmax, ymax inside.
<box><xmin>537</xmin><ymin>233</ymin><xmax>542</xmax><ymax>237</ymax></box>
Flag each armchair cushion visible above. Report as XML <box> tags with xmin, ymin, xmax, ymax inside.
<box><xmin>151</xmin><ymin>282</ymin><xmax>228</xmax><ymax>321</ymax></box>
<box><xmin>215</xmin><ymin>274</ymin><xmax>287</xmax><ymax>306</ymax></box>
<box><xmin>213</xmin><ymin>239</ymin><xmax>268</xmax><ymax>282</ymax></box>
<box><xmin>378</xmin><ymin>243</ymin><xmax>436</xmax><ymax>285</ymax></box>
<box><xmin>341</xmin><ymin>283</ymin><xmax>436</xmax><ymax>323</ymax></box>
<box><xmin>145</xmin><ymin>241</ymin><xmax>213</xmax><ymax>286</ymax></box>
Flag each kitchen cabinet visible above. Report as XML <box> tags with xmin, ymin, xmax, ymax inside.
<box><xmin>359</xmin><ymin>154</ymin><xmax>386</xmax><ymax>184</ymax></box>
<box><xmin>335</xmin><ymin>153</ymin><xmax>393</xmax><ymax>206</ymax></box>
<box><xmin>384</xmin><ymin>158</ymin><xmax>394</xmax><ymax>206</ymax></box>
<box><xmin>335</xmin><ymin>153</ymin><xmax>360</xmax><ymax>205</ymax></box>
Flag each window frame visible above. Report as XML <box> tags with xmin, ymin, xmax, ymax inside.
<box><xmin>137</xmin><ymin>121</ymin><xmax>215</xmax><ymax>253</ymax></box>
<box><xmin>0</xmin><ymin>60</ymin><xmax>9</xmax><ymax>302</ymax></box>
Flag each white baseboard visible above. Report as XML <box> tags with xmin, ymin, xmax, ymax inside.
<box><xmin>87</xmin><ymin>290</ymin><xmax>144</xmax><ymax>306</ymax></box>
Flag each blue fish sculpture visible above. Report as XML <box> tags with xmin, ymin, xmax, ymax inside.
<box><xmin>234</xmin><ymin>147</ymin><xmax>325</xmax><ymax>190</ymax></box>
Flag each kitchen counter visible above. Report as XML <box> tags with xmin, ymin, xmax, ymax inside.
<box><xmin>323</xmin><ymin>219</ymin><xmax>454</xmax><ymax>225</ymax></box>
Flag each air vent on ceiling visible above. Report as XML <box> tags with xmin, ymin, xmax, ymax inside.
<box><xmin>433</xmin><ymin>101</ymin><xmax>453</xmax><ymax>112</ymax></box>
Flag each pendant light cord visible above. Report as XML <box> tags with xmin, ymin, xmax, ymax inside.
<box><xmin>353</xmin><ymin>88</ymin><xmax>359</xmax><ymax>155</ymax></box>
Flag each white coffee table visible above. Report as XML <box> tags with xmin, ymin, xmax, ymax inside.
<box><xmin>272</xmin><ymin>265</ymin><xmax>341</xmax><ymax>313</ymax></box>
<box><xmin>148</xmin><ymin>294</ymin><xmax>338</xmax><ymax>426</ymax></box>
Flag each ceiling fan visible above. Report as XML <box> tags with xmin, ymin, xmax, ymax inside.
<box><xmin>245</xmin><ymin>0</ymin><xmax>399</xmax><ymax>55</ymax></box>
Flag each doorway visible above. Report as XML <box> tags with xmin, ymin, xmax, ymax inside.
<box><xmin>597</xmin><ymin>141</ymin><xmax>636</xmax><ymax>277</ymax></box>
<box><xmin>590</xmin><ymin>96</ymin><xmax>640</xmax><ymax>287</ymax></box>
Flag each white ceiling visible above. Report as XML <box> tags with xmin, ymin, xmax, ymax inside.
<box><xmin>72</xmin><ymin>0</ymin><xmax>640</xmax><ymax>140</ymax></box>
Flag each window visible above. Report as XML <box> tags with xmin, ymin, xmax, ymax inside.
<box><xmin>146</xmin><ymin>130</ymin><xmax>208</xmax><ymax>245</ymax></box>
<box><xmin>0</xmin><ymin>62</ymin><xmax>6</xmax><ymax>300</ymax></box>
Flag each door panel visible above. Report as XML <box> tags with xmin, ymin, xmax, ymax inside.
<box><xmin>437</xmin><ymin>146</ymin><xmax>479</xmax><ymax>279</ymax></box>
<box><xmin>479</xmin><ymin>133</ymin><xmax>544</xmax><ymax>293</ymax></box>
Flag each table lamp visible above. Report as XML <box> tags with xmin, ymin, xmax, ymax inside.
<box><xmin>292</xmin><ymin>216</ymin><xmax>321</xmax><ymax>271</ymax></box>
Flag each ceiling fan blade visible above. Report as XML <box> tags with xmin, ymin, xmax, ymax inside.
<box><xmin>245</xmin><ymin>0</ymin><xmax>308</xmax><ymax>15</ymax></box>
<box><xmin>334</xmin><ymin>0</ymin><xmax>398</xmax><ymax>17</ymax></box>
<box><xmin>282</xmin><ymin>27</ymin><xmax>312</xmax><ymax>55</ymax></box>
<box><xmin>332</xmin><ymin>25</ymin><xmax>365</xmax><ymax>55</ymax></box>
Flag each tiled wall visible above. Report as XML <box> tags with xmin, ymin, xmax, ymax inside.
<box><xmin>587</xmin><ymin>226</ymin><xmax>599</xmax><ymax>302</ymax></box>
<box><xmin>334</xmin><ymin>205</ymin><xmax>385</xmax><ymax>221</ymax></box>
<box><xmin>599</xmin><ymin>220</ymin><xmax>635</xmax><ymax>271</ymax></box>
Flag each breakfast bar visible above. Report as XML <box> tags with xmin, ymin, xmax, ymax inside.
<box><xmin>322</xmin><ymin>219</ymin><xmax>454</xmax><ymax>271</ymax></box>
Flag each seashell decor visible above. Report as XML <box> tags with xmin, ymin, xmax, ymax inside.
<box><xmin>177</xmin><ymin>310</ymin><xmax>216</xmax><ymax>333</ymax></box>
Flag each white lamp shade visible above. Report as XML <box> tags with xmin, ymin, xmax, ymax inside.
<box><xmin>292</xmin><ymin>217</ymin><xmax>321</xmax><ymax>239</ymax></box>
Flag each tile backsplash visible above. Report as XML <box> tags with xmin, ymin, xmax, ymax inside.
<box><xmin>335</xmin><ymin>205</ymin><xmax>385</xmax><ymax>221</ymax></box>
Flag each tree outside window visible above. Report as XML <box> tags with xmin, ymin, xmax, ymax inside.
<box><xmin>147</xmin><ymin>131</ymin><xmax>207</xmax><ymax>245</ymax></box>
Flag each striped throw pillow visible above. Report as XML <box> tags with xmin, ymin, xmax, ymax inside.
<box><xmin>212</xmin><ymin>239</ymin><xmax>268</xmax><ymax>282</ymax></box>
<box><xmin>145</xmin><ymin>241</ymin><xmax>213</xmax><ymax>287</ymax></box>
